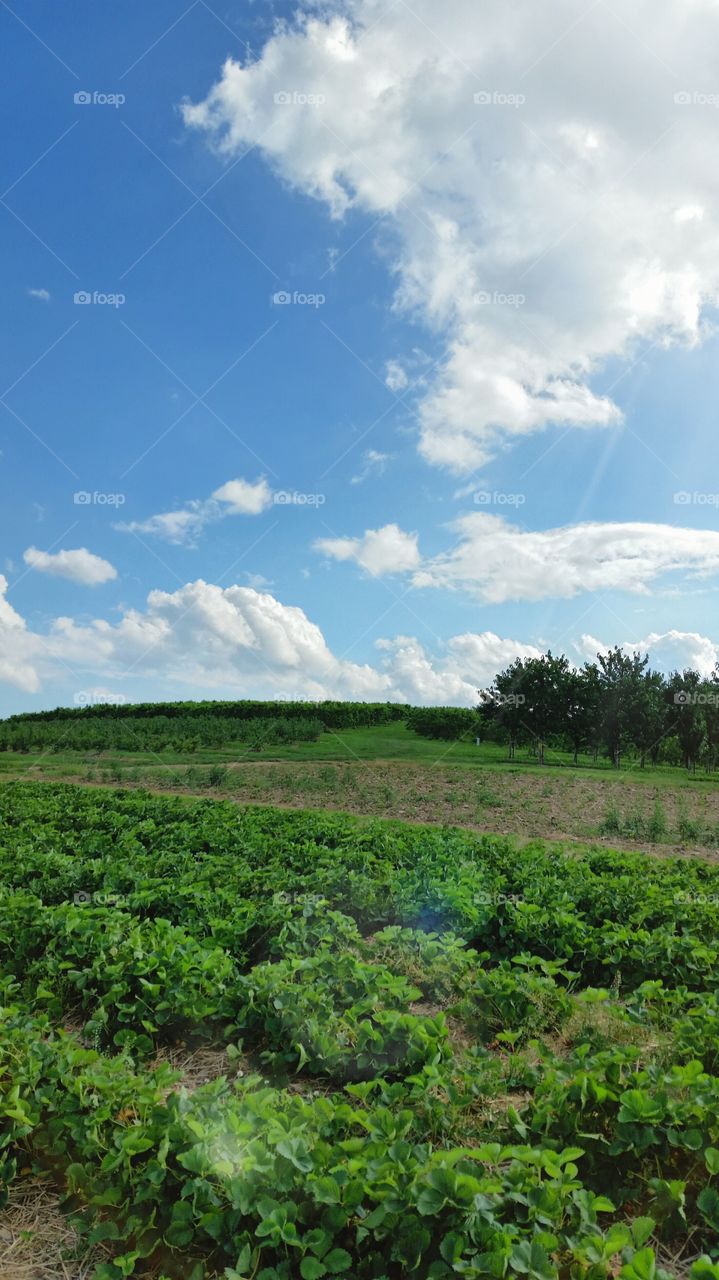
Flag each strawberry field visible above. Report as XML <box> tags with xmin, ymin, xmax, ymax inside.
<box><xmin>1</xmin><ymin>781</ymin><xmax>719</xmax><ymax>1279</ymax></box>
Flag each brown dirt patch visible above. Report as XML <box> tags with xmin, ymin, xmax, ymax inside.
<box><xmin>0</xmin><ymin>1179</ymin><xmax>109</xmax><ymax>1280</ymax></box>
<box><xmin>31</xmin><ymin>760</ymin><xmax>719</xmax><ymax>861</ymax></box>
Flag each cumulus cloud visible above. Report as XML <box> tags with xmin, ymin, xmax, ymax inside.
<box><xmin>32</xmin><ymin>580</ymin><xmax>391</xmax><ymax>701</ymax></box>
<box><xmin>315</xmin><ymin>523</ymin><xmax>421</xmax><ymax>574</ymax></box>
<box><xmin>182</xmin><ymin>0</ymin><xmax>719</xmax><ymax>471</ymax></box>
<box><xmin>313</xmin><ymin>513</ymin><xmax>719</xmax><ymax>602</ymax></box>
<box><xmin>0</xmin><ymin>574</ymin><xmax>545</xmax><ymax>705</ymax></box>
<box><xmin>116</xmin><ymin>476</ymin><xmax>273</xmax><ymax>545</ymax></box>
<box><xmin>576</xmin><ymin>629</ymin><xmax>719</xmax><ymax>677</ymax></box>
<box><xmin>0</xmin><ymin>575</ymin><xmax>40</xmax><ymax>691</ymax></box>
<box><xmin>377</xmin><ymin>632</ymin><xmax>543</xmax><ymax>704</ymax></box>
<box><xmin>212</xmin><ymin>476</ymin><xmax>273</xmax><ymax>514</ymax></box>
<box><xmin>413</xmin><ymin>515</ymin><xmax>719</xmax><ymax>603</ymax></box>
<box><xmin>23</xmin><ymin>546</ymin><xmax>117</xmax><ymax>586</ymax></box>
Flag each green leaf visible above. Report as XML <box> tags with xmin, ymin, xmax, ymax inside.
<box><xmin>621</xmin><ymin>1247</ymin><xmax>657</xmax><ymax>1280</ymax></box>
<box><xmin>311</xmin><ymin>1177</ymin><xmax>341</xmax><ymax>1204</ymax></box>
<box><xmin>698</xmin><ymin>1187</ymin><xmax>719</xmax><ymax>1230</ymax></box>
<box><xmin>300</xmin><ymin>1260</ymin><xmax>327</xmax><ymax>1280</ymax></box>
<box><xmin>631</xmin><ymin>1218</ymin><xmax>656</xmax><ymax>1249</ymax></box>
<box><xmin>324</xmin><ymin>1249</ymin><xmax>352</xmax><ymax>1274</ymax></box>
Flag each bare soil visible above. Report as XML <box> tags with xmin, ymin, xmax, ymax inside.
<box><xmin>37</xmin><ymin>758</ymin><xmax>719</xmax><ymax>860</ymax></box>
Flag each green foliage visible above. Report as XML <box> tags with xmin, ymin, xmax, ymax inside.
<box><xmin>2</xmin><ymin>782</ymin><xmax>719</xmax><ymax>1275</ymax></box>
<box><xmin>405</xmin><ymin>706</ymin><xmax>478</xmax><ymax>741</ymax></box>
<box><xmin>455</xmin><ymin>961</ymin><xmax>573</xmax><ymax>1044</ymax></box>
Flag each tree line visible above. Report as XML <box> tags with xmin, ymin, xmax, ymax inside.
<box><xmin>480</xmin><ymin>648</ymin><xmax>719</xmax><ymax>770</ymax></box>
<box><xmin>411</xmin><ymin>648</ymin><xmax>719</xmax><ymax>771</ymax></box>
<box><xmin>4</xmin><ymin>698</ymin><xmax>406</xmax><ymax>730</ymax></box>
<box><xmin>4</xmin><ymin>653</ymin><xmax>719</xmax><ymax>769</ymax></box>
<box><xmin>0</xmin><ymin>714</ymin><xmax>326</xmax><ymax>755</ymax></box>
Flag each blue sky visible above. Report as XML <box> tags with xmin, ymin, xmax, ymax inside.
<box><xmin>2</xmin><ymin>0</ymin><xmax>719</xmax><ymax>713</ymax></box>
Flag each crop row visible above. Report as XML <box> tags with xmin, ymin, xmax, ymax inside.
<box><xmin>2</xmin><ymin>783</ymin><xmax>719</xmax><ymax>1278</ymax></box>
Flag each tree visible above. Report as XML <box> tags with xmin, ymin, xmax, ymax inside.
<box><xmin>518</xmin><ymin>652</ymin><xmax>571</xmax><ymax>765</ymax></box>
<box><xmin>564</xmin><ymin>664</ymin><xmax>602</xmax><ymax>764</ymax></box>
<box><xmin>478</xmin><ymin>658</ymin><xmax>529</xmax><ymax>761</ymax></box>
<box><xmin>666</xmin><ymin>669</ymin><xmax>706</xmax><ymax>772</ymax></box>
<box><xmin>405</xmin><ymin>707</ymin><xmax>477</xmax><ymax>741</ymax></box>
<box><xmin>596</xmin><ymin>647</ymin><xmax>650</xmax><ymax>768</ymax></box>
<box><xmin>632</xmin><ymin>669</ymin><xmax>667</xmax><ymax>768</ymax></box>
<box><xmin>702</xmin><ymin>665</ymin><xmax>719</xmax><ymax>771</ymax></box>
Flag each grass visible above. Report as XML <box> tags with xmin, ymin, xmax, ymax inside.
<box><xmin>3</xmin><ymin>723</ymin><xmax>719</xmax><ymax>858</ymax></box>
<box><xmin>2</xmin><ymin>720</ymin><xmax>719</xmax><ymax>784</ymax></box>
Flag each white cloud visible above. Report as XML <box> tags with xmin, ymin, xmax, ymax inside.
<box><xmin>3</xmin><ymin>573</ymin><xmax>717</xmax><ymax>704</ymax></box>
<box><xmin>119</xmin><ymin>506</ymin><xmax>208</xmax><ymax>545</ymax></box>
<box><xmin>23</xmin><ymin>546</ymin><xmax>117</xmax><ymax>586</ymax></box>
<box><xmin>315</xmin><ymin>522</ymin><xmax>421</xmax><ymax>574</ymax></box>
<box><xmin>27</xmin><ymin>288</ymin><xmax>50</xmax><ymax>302</ymax></box>
<box><xmin>377</xmin><ymin>632</ymin><xmax>543</xmax><ymax>703</ymax></box>
<box><xmin>183</xmin><ymin>0</ymin><xmax>719</xmax><ymax>471</ymax></box>
<box><xmin>313</xmin><ymin>513</ymin><xmax>719</xmax><ymax>602</ymax></box>
<box><xmin>384</xmin><ymin>360</ymin><xmax>408</xmax><ymax>393</ymax></box>
<box><xmin>212</xmin><ymin>476</ymin><xmax>273</xmax><ymax>515</ymax></box>
<box><xmin>0</xmin><ymin>575</ymin><xmax>40</xmax><ymax>691</ymax></box>
<box><xmin>576</xmin><ymin>629</ymin><xmax>719</xmax><ymax>677</ymax></box>
<box><xmin>350</xmin><ymin>449</ymin><xmax>391</xmax><ymax>484</ymax></box>
<box><xmin>41</xmin><ymin>580</ymin><xmax>396</xmax><ymax>701</ymax></box>
<box><xmin>413</xmin><ymin>514</ymin><xmax>719</xmax><ymax>603</ymax></box>
<box><xmin>116</xmin><ymin>477</ymin><xmax>273</xmax><ymax>545</ymax></box>
<box><xmin>0</xmin><ymin>574</ymin><xmax>540</xmax><ymax>705</ymax></box>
